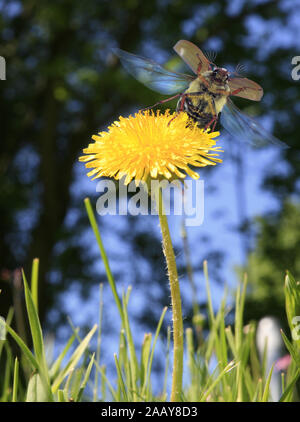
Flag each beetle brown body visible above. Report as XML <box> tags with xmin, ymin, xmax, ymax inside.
<box><xmin>177</xmin><ymin>69</ymin><xmax>230</xmax><ymax>129</ymax></box>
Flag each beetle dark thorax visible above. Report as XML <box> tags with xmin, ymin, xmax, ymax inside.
<box><xmin>209</xmin><ymin>67</ymin><xmax>229</xmax><ymax>87</ymax></box>
<box><xmin>176</xmin><ymin>68</ymin><xmax>230</xmax><ymax>129</ymax></box>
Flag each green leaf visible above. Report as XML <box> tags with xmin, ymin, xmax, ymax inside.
<box><xmin>26</xmin><ymin>372</ymin><xmax>50</xmax><ymax>402</ymax></box>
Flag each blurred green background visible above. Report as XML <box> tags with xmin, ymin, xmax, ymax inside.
<box><xmin>0</xmin><ymin>0</ymin><xmax>299</xmax><ymax>367</ymax></box>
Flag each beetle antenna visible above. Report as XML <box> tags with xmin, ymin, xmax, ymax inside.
<box><xmin>203</xmin><ymin>49</ymin><xmax>217</xmax><ymax>65</ymax></box>
<box><xmin>234</xmin><ymin>63</ymin><xmax>247</xmax><ymax>77</ymax></box>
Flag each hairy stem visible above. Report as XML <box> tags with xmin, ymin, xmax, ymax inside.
<box><xmin>155</xmin><ymin>187</ymin><xmax>183</xmax><ymax>402</ymax></box>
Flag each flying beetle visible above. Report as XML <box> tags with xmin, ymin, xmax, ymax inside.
<box><xmin>113</xmin><ymin>40</ymin><xmax>287</xmax><ymax>148</ymax></box>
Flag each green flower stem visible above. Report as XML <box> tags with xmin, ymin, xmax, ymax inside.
<box><xmin>155</xmin><ymin>186</ymin><xmax>183</xmax><ymax>402</ymax></box>
<box><xmin>84</xmin><ymin>198</ymin><xmax>124</xmax><ymax>324</ymax></box>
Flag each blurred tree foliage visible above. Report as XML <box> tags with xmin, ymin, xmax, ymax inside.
<box><xmin>242</xmin><ymin>201</ymin><xmax>300</xmax><ymax>331</ymax></box>
<box><xmin>0</xmin><ymin>0</ymin><xmax>299</xmax><ymax>340</ymax></box>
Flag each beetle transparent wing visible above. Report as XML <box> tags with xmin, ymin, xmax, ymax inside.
<box><xmin>220</xmin><ymin>99</ymin><xmax>288</xmax><ymax>148</ymax></box>
<box><xmin>229</xmin><ymin>76</ymin><xmax>264</xmax><ymax>101</ymax></box>
<box><xmin>173</xmin><ymin>40</ymin><xmax>212</xmax><ymax>74</ymax></box>
<box><xmin>113</xmin><ymin>48</ymin><xmax>193</xmax><ymax>95</ymax></box>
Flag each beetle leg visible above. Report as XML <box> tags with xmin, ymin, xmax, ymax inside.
<box><xmin>204</xmin><ymin>115</ymin><xmax>218</xmax><ymax>131</ymax></box>
<box><xmin>168</xmin><ymin>94</ymin><xmax>187</xmax><ymax>125</ymax></box>
<box><xmin>141</xmin><ymin>92</ymin><xmax>183</xmax><ymax>112</ymax></box>
<box><xmin>211</xmin><ymin>118</ymin><xmax>218</xmax><ymax>131</ymax></box>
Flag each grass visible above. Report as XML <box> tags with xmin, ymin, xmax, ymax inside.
<box><xmin>0</xmin><ymin>198</ymin><xmax>299</xmax><ymax>402</ymax></box>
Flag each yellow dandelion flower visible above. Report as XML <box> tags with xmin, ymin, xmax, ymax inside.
<box><xmin>79</xmin><ymin>110</ymin><xmax>222</xmax><ymax>185</ymax></box>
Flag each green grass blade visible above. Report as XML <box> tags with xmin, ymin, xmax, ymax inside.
<box><xmin>218</xmin><ymin>299</ymin><xmax>228</xmax><ymax>369</ymax></box>
<box><xmin>285</xmin><ymin>271</ymin><xmax>300</xmax><ymax>347</ymax></box>
<box><xmin>261</xmin><ymin>364</ymin><xmax>274</xmax><ymax>402</ymax></box>
<box><xmin>281</xmin><ymin>329</ymin><xmax>300</xmax><ymax>367</ymax></box>
<box><xmin>281</xmin><ymin>372</ymin><xmax>285</xmax><ymax>396</ymax></box>
<box><xmin>279</xmin><ymin>369</ymin><xmax>300</xmax><ymax>402</ymax></box>
<box><xmin>26</xmin><ymin>372</ymin><xmax>50</xmax><ymax>402</ymax></box>
<box><xmin>22</xmin><ymin>271</ymin><xmax>48</xmax><ymax>372</ymax></box>
<box><xmin>243</xmin><ymin>367</ymin><xmax>255</xmax><ymax>399</ymax></box>
<box><xmin>140</xmin><ymin>333</ymin><xmax>152</xmax><ymax>389</ymax></box>
<box><xmin>57</xmin><ymin>389</ymin><xmax>66</xmax><ymax>402</ymax></box>
<box><xmin>186</xmin><ymin>327</ymin><xmax>198</xmax><ymax>401</ymax></box>
<box><xmin>94</xmin><ymin>362</ymin><xmax>117</xmax><ymax>401</ymax></box>
<box><xmin>252</xmin><ymin>378</ymin><xmax>263</xmax><ymax>402</ymax></box>
<box><xmin>49</xmin><ymin>330</ymin><xmax>79</xmax><ymax>378</ymax></box>
<box><xmin>121</xmin><ymin>289</ymin><xmax>139</xmax><ymax>400</ymax></box>
<box><xmin>114</xmin><ymin>353</ymin><xmax>128</xmax><ymax>401</ymax></box>
<box><xmin>225</xmin><ymin>326</ymin><xmax>237</xmax><ymax>358</ymax></box>
<box><xmin>12</xmin><ymin>357</ymin><xmax>19</xmax><ymax>402</ymax></box>
<box><xmin>67</xmin><ymin>368</ymin><xmax>83</xmax><ymax>401</ymax></box>
<box><xmin>162</xmin><ymin>326</ymin><xmax>171</xmax><ymax>401</ymax></box>
<box><xmin>30</xmin><ymin>258</ymin><xmax>39</xmax><ymax>313</ymax></box>
<box><xmin>77</xmin><ymin>353</ymin><xmax>95</xmax><ymax>402</ymax></box>
<box><xmin>21</xmin><ymin>269</ymin><xmax>53</xmax><ymax>401</ymax></box>
<box><xmin>0</xmin><ymin>308</ymin><xmax>13</xmax><ymax>360</ymax></box>
<box><xmin>6</xmin><ymin>323</ymin><xmax>39</xmax><ymax>371</ymax></box>
<box><xmin>101</xmin><ymin>365</ymin><xmax>107</xmax><ymax>401</ymax></box>
<box><xmin>93</xmin><ymin>283</ymin><xmax>103</xmax><ymax>402</ymax></box>
<box><xmin>84</xmin><ymin>198</ymin><xmax>124</xmax><ymax>323</ymax></box>
<box><xmin>144</xmin><ymin>306</ymin><xmax>167</xmax><ymax>400</ymax></box>
<box><xmin>200</xmin><ymin>361</ymin><xmax>237</xmax><ymax>402</ymax></box>
<box><xmin>203</xmin><ymin>260</ymin><xmax>215</xmax><ymax>326</ymax></box>
<box><xmin>51</xmin><ymin>324</ymin><xmax>97</xmax><ymax>393</ymax></box>
<box><xmin>1</xmin><ymin>344</ymin><xmax>12</xmax><ymax>401</ymax></box>
<box><xmin>235</xmin><ymin>276</ymin><xmax>248</xmax><ymax>401</ymax></box>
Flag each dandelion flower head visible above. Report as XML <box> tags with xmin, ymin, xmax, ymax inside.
<box><xmin>79</xmin><ymin>110</ymin><xmax>222</xmax><ymax>185</ymax></box>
